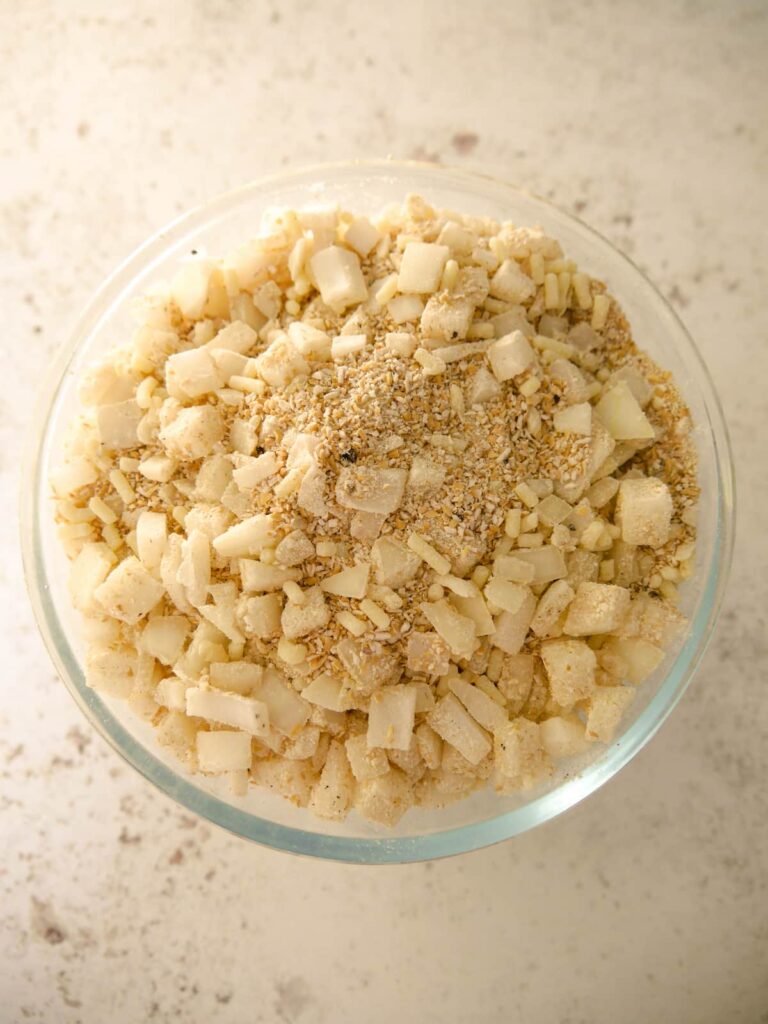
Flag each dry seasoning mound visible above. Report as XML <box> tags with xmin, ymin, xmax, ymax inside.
<box><xmin>53</xmin><ymin>195</ymin><xmax>698</xmax><ymax>826</ymax></box>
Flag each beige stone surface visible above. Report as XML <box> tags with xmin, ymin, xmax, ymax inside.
<box><xmin>2</xmin><ymin>2</ymin><xmax>766</xmax><ymax>1021</ymax></box>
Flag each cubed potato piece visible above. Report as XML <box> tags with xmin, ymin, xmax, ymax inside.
<box><xmin>335</xmin><ymin>637</ymin><xmax>402</xmax><ymax>694</ymax></box>
<box><xmin>617</xmin><ymin>593</ymin><xmax>686</xmax><ymax>646</ymax></box>
<box><xmin>493</xmin><ymin>718</ymin><xmax>551</xmax><ymax>790</ymax></box>
<box><xmin>165</xmin><ymin>347</ymin><xmax>225</xmax><ymax>400</ymax></box>
<box><xmin>281</xmin><ymin>586</ymin><xmax>330</xmax><ymax>639</ymax></box>
<box><xmin>310</xmin><ymin>245</ymin><xmax>368</xmax><ymax>313</ymax></box>
<box><xmin>420</xmin><ymin>599</ymin><xmax>478</xmax><ymax>660</ymax></box>
<box><xmin>420</xmin><ymin>293</ymin><xmax>475</xmax><ymax>342</ymax></box>
<box><xmin>549</xmin><ymin>359</ymin><xmax>591</xmax><ymax>406</ymax></box>
<box><xmin>367</xmin><ymin>685</ymin><xmax>418</xmax><ymax>750</ymax></box>
<box><xmin>415</xmin><ymin>722</ymin><xmax>443</xmax><ymax>770</ymax></box>
<box><xmin>354</xmin><ymin>768</ymin><xmax>414</xmax><ymax>826</ymax></box>
<box><xmin>274</xmin><ymin>530</ymin><xmax>314</xmax><ymax>567</ymax></box>
<box><xmin>407</xmin><ymin>455</ymin><xmax>446</xmax><ymax>494</ymax></box>
<box><xmin>94</xmin><ymin>556</ymin><xmax>165</xmax><ymax>624</ymax></box>
<box><xmin>350</xmin><ymin>511</ymin><xmax>386</xmax><ymax>542</ymax></box>
<box><xmin>140</xmin><ymin>616</ymin><xmax>189</xmax><ymax>665</ymax></box>
<box><xmin>238</xmin><ymin>593</ymin><xmax>283</xmax><ymax>638</ymax></box>
<box><xmin>176</xmin><ymin>529</ymin><xmax>211</xmax><ymax>608</ymax></box>
<box><xmin>492</xmin><ymin>555</ymin><xmax>536</xmax><ymax>584</ymax></box>
<box><xmin>51</xmin><ymin>456</ymin><xmax>98</xmax><ymax>496</ymax></box>
<box><xmin>585</xmin><ymin>686</ymin><xmax>636</xmax><ymax>742</ymax></box>
<box><xmin>484</xmin><ymin>578</ymin><xmax>530</xmax><ymax>615</ymax></box>
<box><xmin>608</xmin><ymin>365</ymin><xmax>654</xmax><ymax>407</ymax></box>
<box><xmin>155</xmin><ymin>676</ymin><xmax>187</xmax><ymax>712</ymax></box>
<box><xmin>497</xmin><ymin>653</ymin><xmax>535</xmax><ymax>713</ymax></box>
<box><xmin>287</xmin><ymin>321</ymin><xmax>332</xmax><ymax>361</ymax></box>
<box><xmin>319</xmin><ymin>563</ymin><xmax>370</xmax><ymax>599</ymax></box>
<box><xmin>540</xmin><ymin>638</ymin><xmax>597</xmax><ymax>707</ymax></box>
<box><xmin>68</xmin><ymin>542</ymin><xmax>118</xmax><ymax>613</ymax></box>
<box><xmin>84</xmin><ymin>646</ymin><xmax>135</xmax><ymax>698</ymax></box>
<box><xmin>595</xmin><ymin>381</ymin><xmax>655</xmax><ymax>440</ymax></box>
<box><xmin>564</xmin><ymin>582</ymin><xmax>631</xmax><ymax>635</ymax></box>
<box><xmin>450</xmin><ymin>592</ymin><xmax>496</xmax><ymax>637</ymax></box>
<box><xmin>553</xmin><ymin>402</ymin><xmax>592</xmax><ymax>436</ymax></box>
<box><xmin>232</xmin><ymin>451</ymin><xmax>280</xmax><ymax>490</ymax></box>
<box><xmin>308</xmin><ymin>739</ymin><xmax>355</xmax><ymax>819</ymax></box>
<box><xmin>539</xmin><ymin>716</ymin><xmax>589</xmax><ymax>758</ymax></box>
<box><xmin>371</xmin><ymin>536</ymin><xmax>421</xmax><ymax>587</ymax></box>
<box><xmin>196</xmin><ymin>730</ymin><xmax>253</xmax><ymax>773</ymax></box>
<box><xmin>345</xmin><ymin>733</ymin><xmax>389</xmax><ymax>781</ymax></box>
<box><xmin>282</xmin><ymin>724</ymin><xmax>321</xmax><ymax>761</ymax></box>
<box><xmin>616</xmin><ymin>477</ymin><xmax>673</xmax><ymax>547</ymax></box>
<box><xmin>297</xmin><ymin>461</ymin><xmax>329</xmax><ymax>517</ymax></box>
<box><xmin>566</xmin><ymin>549</ymin><xmax>601</xmax><ymax>587</ymax></box>
<box><xmin>406</xmin><ymin>631</ymin><xmax>451</xmax><ymax>676</ymax></box>
<box><xmin>398</xmin><ymin>242</ymin><xmax>450</xmax><ymax>294</ymax></box>
<box><xmin>97</xmin><ymin>399</ymin><xmax>143</xmax><ymax>450</ymax></box>
<box><xmin>490</xmin><ymin>588</ymin><xmax>537</xmax><ymax>655</ymax></box>
<box><xmin>251</xmin><ymin>757</ymin><xmax>318</xmax><ymax>807</ymax></box>
<box><xmin>186</xmin><ymin>687</ymin><xmax>269</xmax><ymax>736</ymax></box>
<box><xmin>427</xmin><ymin>693</ymin><xmax>491</xmax><ymax>765</ymax></box>
<box><xmin>301</xmin><ymin>673</ymin><xmax>354</xmax><ymax>712</ymax></box>
<box><xmin>159</xmin><ymin>404</ymin><xmax>224</xmax><ymax>461</ymax></box>
<box><xmin>448</xmin><ymin>677</ymin><xmax>507</xmax><ymax>733</ymax></box>
<box><xmin>213</xmin><ymin>513</ymin><xmax>277</xmax><ymax>558</ymax></box>
<box><xmin>344</xmin><ymin>217</ymin><xmax>381</xmax><ymax>257</ymax></box>
<box><xmin>437</xmin><ymin>220</ymin><xmax>475</xmax><ymax>254</ymax></box>
<box><xmin>253</xmin><ymin>335</ymin><xmax>310</xmax><ymax>389</ymax></box>
<box><xmin>336</xmin><ymin>466</ymin><xmax>407</xmax><ymax>515</ymax></box>
<box><xmin>489</xmin><ymin>260</ymin><xmax>536</xmax><ymax>303</ymax></box>
<box><xmin>530</xmin><ymin>580</ymin><xmax>575</xmax><ymax>638</ymax></box>
<box><xmin>487</xmin><ymin>331</ymin><xmax>535</xmax><ymax>382</ymax></box>
<box><xmin>466</xmin><ymin>365</ymin><xmax>502</xmax><ymax>406</ymax></box>
<box><xmin>536</xmin><ymin>494</ymin><xmax>572</xmax><ymax>528</ymax></box>
<box><xmin>171</xmin><ymin>259</ymin><xmax>213</xmax><ymax>319</ymax></box>
<box><xmin>208</xmin><ymin>319</ymin><xmax>258</xmax><ymax>355</ymax></box>
<box><xmin>602</xmin><ymin>637</ymin><xmax>665</xmax><ymax>684</ymax></box>
<box><xmin>156</xmin><ymin>709</ymin><xmax>198</xmax><ymax>765</ymax></box>
<box><xmin>209</xmin><ymin>661</ymin><xmax>264</xmax><ymax>694</ymax></box>
<box><xmin>135</xmin><ymin>511</ymin><xmax>167</xmax><ymax>571</ymax></box>
<box><xmin>508</xmin><ymin>546</ymin><xmax>567</xmax><ymax>584</ymax></box>
<box><xmin>257</xmin><ymin>668</ymin><xmax>311</xmax><ymax>735</ymax></box>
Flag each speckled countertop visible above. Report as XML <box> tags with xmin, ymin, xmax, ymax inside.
<box><xmin>2</xmin><ymin>2</ymin><xmax>767</xmax><ymax>1021</ymax></box>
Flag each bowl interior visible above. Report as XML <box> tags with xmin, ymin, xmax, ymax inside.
<box><xmin>23</xmin><ymin>161</ymin><xmax>734</xmax><ymax>862</ymax></box>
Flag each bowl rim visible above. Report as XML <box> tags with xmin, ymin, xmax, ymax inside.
<box><xmin>21</xmin><ymin>158</ymin><xmax>736</xmax><ymax>864</ymax></box>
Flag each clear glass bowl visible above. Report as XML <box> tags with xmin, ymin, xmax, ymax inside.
<box><xmin>21</xmin><ymin>160</ymin><xmax>735</xmax><ymax>863</ymax></box>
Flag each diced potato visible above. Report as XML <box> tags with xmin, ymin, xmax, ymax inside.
<box><xmin>354</xmin><ymin>768</ymin><xmax>414</xmax><ymax>826</ymax></box>
<box><xmin>301</xmin><ymin>673</ymin><xmax>354</xmax><ymax>712</ymax></box>
<box><xmin>602</xmin><ymin>637</ymin><xmax>665</xmax><ymax>685</ymax></box>
<box><xmin>331</xmin><ymin>334</ymin><xmax>367</xmax><ymax>359</ymax></box>
<box><xmin>420</xmin><ymin>599</ymin><xmax>478</xmax><ymax>660</ymax></box>
<box><xmin>186</xmin><ymin>687</ymin><xmax>270</xmax><ymax>736</ymax></box>
<box><xmin>437</xmin><ymin>220</ymin><xmax>476</xmax><ymax>254</ymax></box>
<box><xmin>530</xmin><ymin>580</ymin><xmax>575</xmax><ymax>638</ymax></box>
<box><xmin>251</xmin><ymin>757</ymin><xmax>318</xmax><ymax>807</ymax></box>
<box><xmin>155</xmin><ymin>675</ymin><xmax>187</xmax><ymax>711</ymax></box>
<box><xmin>585</xmin><ymin>686</ymin><xmax>636</xmax><ymax>742</ymax></box>
<box><xmin>497</xmin><ymin>653</ymin><xmax>534</xmax><ymax>713</ymax></box>
<box><xmin>253</xmin><ymin>335</ymin><xmax>310</xmax><ymax>389</ymax></box>
<box><xmin>196</xmin><ymin>730</ymin><xmax>252</xmax><ymax>773</ymax></box>
<box><xmin>549</xmin><ymin>359</ymin><xmax>591</xmax><ymax>406</ymax></box>
<box><xmin>566</xmin><ymin>549</ymin><xmax>601</xmax><ymax>587</ymax></box>
<box><xmin>427</xmin><ymin>693</ymin><xmax>491</xmax><ymax>765</ymax></box>
<box><xmin>415</xmin><ymin>722</ymin><xmax>443</xmax><ymax>770</ymax></box>
<box><xmin>139</xmin><ymin>453</ymin><xmax>177</xmax><ymax>484</ymax></box>
<box><xmin>232</xmin><ymin>451</ymin><xmax>279</xmax><ymax>490</ymax></box>
<box><xmin>68</xmin><ymin>542</ymin><xmax>118</xmax><ymax>612</ymax></box>
<box><xmin>553</xmin><ymin>402</ymin><xmax>592</xmax><ymax>436</ymax></box>
<box><xmin>140</xmin><ymin>615</ymin><xmax>189</xmax><ymax>665</ymax></box>
<box><xmin>310</xmin><ymin>245</ymin><xmax>367</xmax><ymax>312</ymax></box>
<box><xmin>282</xmin><ymin>724</ymin><xmax>321</xmax><ymax>761</ymax></box>
<box><xmin>94</xmin><ymin>556</ymin><xmax>165</xmax><ymax>624</ymax></box>
<box><xmin>171</xmin><ymin>259</ymin><xmax>214</xmax><ymax>319</ymax></box>
<box><xmin>336</xmin><ymin>466</ymin><xmax>407</xmax><ymax>515</ymax></box>
<box><xmin>281</xmin><ymin>586</ymin><xmax>330</xmax><ymax>640</ymax></box>
<box><xmin>448</xmin><ymin>677</ymin><xmax>507</xmax><ymax>733</ymax></box>
<box><xmin>466</xmin><ymin>365</ymin><xmax>502</xmax><ymax>406</ymax></box>
<box><xmin>84</xmin><ymin>646</ymin><xmax>135</xmax><ymax>698</ymax></box>
<box><xmin>406</xmin><ymin>631</ymin><xmax>451</xmax><ymax>676</ymax></box>
<box><xmin>507</xmin><ymin>546</ymin><xmax>567</xmax><ymax>584</ymax></box>
<box><xmin>540</xmin><ymin>638</ymin><xmax>597</xmax><ymax>707</ymax></box>
<box><xmin>493</xmin><ymin>719</ymin><xmax>551</xmax><ymax>790</ymax></box>
<box><xmin>487</xmin><ymin>331</ymin><xmax>535</xmax><ymax>382</ymax></box>
<box><xmin>367</xmin><ymin>685</ymin><xmax>418</xmax><ymax>750</ymax></box>
<box><xmin>51</xmin><ymin>456</ymin><xmax>98</xmax><ymax>495</ymax></box>
<box><xmin>595</xmin><ymin>381</ymin><xmax>655</xmax><ymax>440</ymax></box>
<box><xmin>398</xmin><ymin>242</ymin><xmax>450</xmax><ymax>294</ymax></box>
<box><xmin>617</xmin><ymin>593</ymin><xmax>686</xmax><ymax>646</ymax></box>
<box><xmin>209</xmin><ymin>661</ymin><xmax>264</xmax><ymax>694</ymax></box>
<box><xmin>407</xmin><ymin>455</ymin><xmax>446</xmax><ymax>494</ymax></box>
<box><xmin>492</xmin><ymin>555</ymin><xmax>536</xmax><ymax>584</ymax></box>
<box><xmin>489</xmin><ymin>260</ymin><xmax>536</xmax><ymax>303</ymax></box>
<box><xmin>176</xmin><ymin>529</ymin><xmax>210</xmax><ymax>608</ymax></box>
<box><xmin>135</xmin><ymin>511</ymin><xmax>167</xmax><ymax>571</ymax></box>
<box><xmin>564</xmin><ymin>582</ymin><xmax>631</xmax><ymax>635</ymax></box>
<box><xmin>484</xmin><ymin>578</ymin><xmax>530</xmax><ymax>615</ymax></box>
<box><xmin>350</xmin><ymin>511</ymin><xmax>386</xmax><ymax>542</ymax></box>
<box><xmin>208</xmin><ymin>319</ymin><xmax>258</xmax><ymax>355</ymax></box>
<box><xmin>420</xmin><ymin>293</ymin><xmax>475</xmax><ymax>342</ymax></box>
<box><xmin>159</xmin><ymin>404</ymin><xmax>224</xmax><ymax>461</ymax></box>
<box><xmin>344</xmin><ymin>217</ymin><xmax>381</xmax><ymax>257</ymax></box>
<box><xmin>308</xmin><ymin>740</ymin><xmax>355</xmax><ymax>819</ymax></box>
<box><xmin>286</xmin><ymin>321</ymin><xmax>332</xmax><ymax>361</ymax></box>
<box><xmin>388</xmin><ymin>293</ymin><xmax>424</xmax><ymax>323</ymax></box>
<box><xmin>213</xmin><ymin>513</ymin><xmax>277</xmax><ymax>558</ymax></box>
<box><xmin>257</xmin><ymin>668</ymin><xmax>311</xmax><ymax>735</ymax></box>
<box><xmin>199</xmin><ymin>601</ymin><xmax>243</xmax><ymax>644</ymax></box>
<box><xmin>536</xmin><ymin>494</ymin><xmax>572</xmax><ymax>529</ymax></box>
<box><xmin>238</xmin><ymin>593</ymin><xmax>283</xmax><ymax>638</ymax></box>
<box><xmin>97</xmin><ymin>399</ymin><xmax>143</xmax><ymax>450</ymax></box>
<box><xmin>335</xmin><ymin>637</ymin><xmax>402</xmax><ymax>694</ymax></box>
<box><xmin>165</xmin><ymin>347</ymin><xmax>225</xmax><ymax>400</ymax></box>
<box><xmin>371</xmin><ymin>536</ymin><xmax>421</xmax><ymax>587</ymax></box>
<box><xmin>616</xmin><ymin>476</ymin><xmax>673</xmax><ymax>547</ymax></box>
<box><xmin>319</xmin><ymin>563</ymin><xmax>370</xmax><ymax>599</ymax></box>
<box><xmin>609</xmin><ymin>365</ymin><xmax>654</xmax><ymax>407</ymax></box>
<box><xmin>273</xmin><ymin>530</ymin><xmax>313</xmax><ymax>567</ymax></box>
<box><xmin>345</xmin><ymin>733</ymin><xmax>389</xmax><ymax>781</ymax></box>
<box><xmin>490</xmin><ymin>588</ymin><xmax>536</xmax><ymax>654</ymax></box>
<box><xmin>539</xmin><ymin>716</ymin><xmax>590</xmax><ymax>758</ymax></box>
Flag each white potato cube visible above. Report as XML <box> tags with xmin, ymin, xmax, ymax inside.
<box><xmin>466</xmin><ymin>366</ymin><xmax>502</xmax><ymax>407</ymax></box>
<box><xmin>155</xmin><ymin>676</ymin><xmax>187</xmax><ymax>712</ymax></box>
<box><xmin>171</xmin><ymin>259</ymin><xmax>213</xmax><ymax>319</ymax></box>
<box><xmin>287</xmin><ymin>321</ymin><xmax>332</xmax><ymax>361</ymax></box>
<box><xmin>487</xmin><ymin>331</ymin><xmax>535</xmax><ymax>382</ymax></box>
<box><xmin>387</xmin><ymin>294</ymin><xmax>425</xmax><ymax>323</ymax></box>
<box><xmin>407</xmin><ymin>455</ymin><xmax>446</xmax><ymax>494</ymax></box>
<box><xmin>297</xmin><ymin>462</ymin><xmax>329</xmax><ymax>517</ymax></box>
<box><xmin>448</xmin><ymin>678</ymin><xmax>507</xmax><ymax>733</ymax></box>
<box><xmin>335</xmin><ymin>638</ymin><xmax>402</xmax><ymax>693</ymax></box>
<box><xmin>196</xmin><ymin>730</ymin><xmax>252</xmax><ymax>773</ymax></box>
<box><xmin>507</xmin><ymin>546</ymin><xmax>567</xmax><ymax>584</ymax></box>
<box><xmin>371</xmin><ymin>536</ymin><xmax>421</xmax><ymax>587</ymax></box>
<box><xmin>406</xmin><ymin>631</ymin><xmax>451</xmax><ymax>676</ymax></box>
<box><xmin>135</xmin><ymin>511</ymin><xmax>167</xmax><ymax>571</ymax></box>
<box><xmin>159</xmin><ymin>404</ymin><xmax>224</xmax><ymax>461</ymax></box>
<box><xmin>420</xmin><ymin>599</ymin><xmax>478</xmax><ymax>660</ymax></box>
<box><xmin>140</xmin><ymin>454</ymin><xmax>177</xmax><ymax>484</ymax></box>
<box><xmin>84</xmin><ymin>646</ymin><xmax>134</xmax><ymax>698</ymax></box>
<box><xmin>602</xmin><ymin>637</ymin><xmax>665</xmax><ymax>684</ymax></box>
<box><xmin>539</xmin><ymin>716</ymin><xmax>590</xmax><ymax>758</ymax></box>
<box><xmin>553</xmin><ymin>402</ymin><xmax>592</xmax><ymax>436</ymax></box>
<box><xmin>301</xmin><ymin>674</ymin><xmax>353</xmax><ymax>712</ymax></box>
<box><xmin>165</xmin><ymin>347</ymin><xmax>224</xmax><ymax>400</ymax></box>
<box><xmin>354</xmin><ymin>769</ymin><xmax>414</xmax><ymax>826</ymax></box>
<box><xmin>253</xmin><ymin>335</ymin><xmax>309</xmax><ymax>389</ymax></box>
<box><xmin>489</xmin><ymin>260</ymin><xmax>536</xmax><ymax>303</ymax></box>
<box><xmin>208</xmin><ymin>320</ymin><xmax>258</xmax><ymax>355</ymax></box>
<box><xmin>344</xmin><ymin>217</ymin><xmax>380</xmax><ymax>256</ymax></box>
<box><xmin>345</xmin><ymin>734</ymin><xmax>389</xmax><ymax>781</ymax></box>
<box><xmin>497</xmin><ymin>654</ymin><xmax>535</xmax><ymax>712</ymax></box>
<box><xmin>319</xmin><ymin>563</ymin><xmax>370</xmax><ymax>599</ymax></box>
<box><xmin>209</xmin><ymin>661</ymin><xmax>264</xmax><ymax>694</ymax></box>
<box><xmin>336</xmin><ymin>466</ymin><xmax>407</xmax><ymax>515</ymax></box>
<box><xmin>420</xmin><ymin>293</ymin><xmax>475</xmax><ymax>342</ymax></box>
<box><xmin>367</xmin><ymin>685</ymin><xmax>417</xmax><ymax>751</ymax></box>
<box><xmin>490</xmin><ymin>589</ymin><xmax>537</xmax><ymax>654</ymax></box>
<box><xmin>257</xmin><ymin>668</ymin><xmax>311</xmax><ymax>735</ymax></box>
<box><xmin>176</xmin><ymin>529</ymin><xmax>210</xmax><ymax>608</ymax></box>
<box><xmin>427</xmin><ymin>693</ymin><xmax>491</xmax><ymax>765</ymax></box>
<box><xmin>331</xmin><ymin>334</ymin><xmax>367</xmax><ymax>359</ymax></box>
<box><xmin>450</xmin><ymin>592</ymin><xmax>496</xmax><ymax>637</ymax></box>
<box><xmin>308</xmin><ymin>740</ymin><xmax>354</xmax><ymax>819</ymax></box>
<box><xmin>595</xmin><ymin>381</ymin><xmax>655</xmax><ymax>440</ymax></box>
<box><xmin>564</xmin><ymin>582</ymin><xmax>631</xmax><ymax>635</ymax></box>
<box><xmin>616</xmin><ymin>476</ymin><xmax>673</xmax><ymax>547</ymax></box>
<box><xmin>51</xmin><ymin>457</ymin><xmax>98</xmax><ymax>495</ymax></box>
<box><xmin>494</xmin><ymin>719</ymin><xmax>550</xmax><ymax>790</ymax></box>
<box><xmin>310</xmin><ymin>245</ymin><xmax>368</xmax><ymax>311</ymax></box>
<box><xmin>232</xmin><ymin>451</ymin><xmax>279</xmax><ymax>490</ymax></box>
<box><xmin>281</xmin><ymin>586</ymin><xmax>330</xmax><ymax>639</ymax></box>
<box><xmin>530</xmin><ymin>580</ymin><xmax>575</xmax><ymax>638</ymax></box>
<box><xmin>140</xmin><ymin>616</ymin><xmax>189</xmax><ymax>665</ymax></box>
<box><xmin>187</xmin><ymin>687</ymin><xmax>269</xmax><ymax>737</ymax></box>
<box><xmin>415</xmin><ymin>722</ymin><xmax>443</xmax><ymax>770</ymax></box>
<box><xmin>94</xmin><ymin>556</ymin><xmax>165</xmax><ymax>624</ymax></box>
<box><xmin>251</xmin><ymin>757</ymin><xmax>317</xmax><ymax>807</ymax></box>
<box><xmin>213</xmin><ymin>513</ymin><xmax>277</xmax><ymax>558</ymax></box>
<box><xmin>540</xmin><ymin>638</ymin><xmax>597</xmax><ymax>707</ymax></box>
<box><xmin>398</xmin><ymin>242</ymin><xmax>450</xmax><ymax>294</ymax></box>
<box><xmin>586</xmin><ymin>686</ymin><xmax>636</xmax><ymax>742</ymax></box>
<box><xmin>484</xmin><ymin>578</ymin><xmax>530</xmax><ymax>615</ymax></box>
<box><xmin>275</xmin><ymin>530</ymin><xmax>314</xmax><ymax>567</ymax></box>
<box><xmin>238</xmin><ymin>593</ymin><xmax>283</xmax><ymax>638</ymax></box>
<box><xmin>68</xmin><ymin>542</ymin><xmax>117</xmax><ymax>612</ymax></box>
<box><xmin>97</xmin><ymin>399</ymin><xmax>143</xmax><ymax>450</ymax></box>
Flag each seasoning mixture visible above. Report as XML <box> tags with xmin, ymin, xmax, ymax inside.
<box><xmin>52</xmin><ymin>195</ymin><xmax>698</xmax><ymax>826</ymax></box>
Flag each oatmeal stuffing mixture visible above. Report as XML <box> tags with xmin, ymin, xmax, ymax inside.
<box><xmin>52</xmin><ymin>195</ymin><xmax>698</xmax><ymax>826</ymax></box>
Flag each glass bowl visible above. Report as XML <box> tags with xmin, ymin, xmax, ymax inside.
<box><xmin>21</xmin><ymin>160</ymin><xmax>735</xmax><ymax>863</ymax></box>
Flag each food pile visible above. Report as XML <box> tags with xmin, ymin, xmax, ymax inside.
<box><xmin>52</xmin><ymin>194</ymin><xmax>698</xmax><ymax>825</ymax></box>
